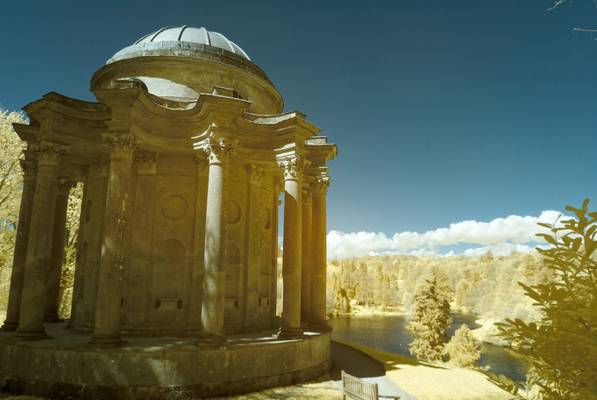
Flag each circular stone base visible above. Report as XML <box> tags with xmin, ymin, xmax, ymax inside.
<box><xmin>0</xmin><ymin>322</ymin><xmax>331</xmax><ymax>399</ymax></box>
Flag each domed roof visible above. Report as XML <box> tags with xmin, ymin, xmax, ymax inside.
<box><xmin>97</xmin><ymin>25</ymin><xmax>284</xmax><ymax>114</ymax></box>
<box><xmin>134</xmin><ymin>26</ymin><xmax>250</xmax><ymax>60</ymax></box>
<box><xmin>107</xmin><ymin>25</ymin><xmax>252</xmax><ymax>64</ymax></box>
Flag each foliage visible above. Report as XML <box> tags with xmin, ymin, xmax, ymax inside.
<box><xmin>328</xmin><ymin>251</ymin><xmax>544</xmax><ymax>327</ymax></box>
<box><xmin>407</xmin><ymin>269</ymin><xmax>453</xmax><ymax>362</ymax></box>
<box><xmin>445</xmin><ymin>324</ymin><xmax>481</xmax><ymax>368</ymax></box>
<box><xmin>0</xmin><ymin>108</ymin><xmax>81</xmax><ymax>318</ymax></box>
<box><xmin>0</xmin><ymin>108</ymin><xmax>25</xmax><ymax>222</ymax></box>
<box><xmin>59</xmin><ymin>183</ymin><xmax>83</xmax><ymax>318</ymax></box>
<box><xmin>497</xmin><ymin>199</ymin><xmax>597</xmax><ymax>400</ymax></box>
<box><xmin>0</xmin><ymin>107</ymin><xmax>26</xmax><ymax>312</ymax></box>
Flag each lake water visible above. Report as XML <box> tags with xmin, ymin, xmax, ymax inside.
<box><xmin>328</xmin><ymin>314</ymin><xmax>528</xmax><ymax>382</ymax></box>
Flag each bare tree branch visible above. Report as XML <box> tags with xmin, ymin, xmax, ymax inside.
<box><xmin>573</xmin><ymin>27</ymin><xmax>597</xmax><ymax>33</ymax></box>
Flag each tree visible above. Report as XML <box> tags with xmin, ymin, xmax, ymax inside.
<box><xmin>407</xmin><ymin>269</ymin><xmax>453</xmax><ymax>362</ymax></box>
<box><xmin>445</xmin><ymin>324</ymin><xmax>481</xmax><ymax>368</ymax></box>
<box><xmin>497</xmin><ymin>199</ymin><xmax>597</xmax><ymax>400</ymax></box>
<box><xmin>0</xmin><ymin>107</ymin><xmax>82</xmax><ymax>319</ymax></box>
<box><xmin>454</xmin><ymin>278</ymin><xmax>470</xmax><ymax>311</ymax></box>
<box><xmin>58</xmin><ymin>183</ymin><xmax>83</xmax><ymax>318</ymax></box>
<box><xmin>0</xmin><ymin>108</ymin><xmax>25</xmax><ymax>222</ymax></box>
<box><xmin>0</xmin><ymin>107</ymin><xmax>26</xmax><ymax>312</ymax></box>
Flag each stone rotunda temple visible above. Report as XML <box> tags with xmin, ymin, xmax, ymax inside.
<box><xmin>0</xmin><ymin>26</ymin><xmax>336</xmax><ymax>399</ymax></box>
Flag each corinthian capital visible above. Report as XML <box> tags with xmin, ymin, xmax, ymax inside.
<box><xmin>197</xmin><ymin>137</ymin><xmax>235</xmax><ymax>165</ymax></box>
<box><xmin>19</xmin><ymin>158</ymin><xmax>37</xmax><ymax>182</ymax></box>
<box><xmin>103</xmin><ymin>133</ymin><xmax>137</xmax><ymax>159</ymax></box>
<box><xmin>89</xmin><ymin>155</ymin><xmax>110</xmax><ymax>178</ymax></box>
<box><xmin>312</xmin><ymin>174</ymin><xmax>330</xmax><ymax>195</ymax></box>
<box><xmin>33</xmin><ymin>141</ymin><xmax>66</xmax><ymax>167</ymax></box>
<box><xmin>278</xmin><ymin>156</ymin><xmax>308</xmax><ymax>181</ymax></box>
<box><xmin>134</xmin><ymin>150</ymin><xmax>158</xmax><ymax>175</ymax></box>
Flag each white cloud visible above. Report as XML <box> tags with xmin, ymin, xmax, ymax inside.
<box><xmin>327</xmin><ymin>210</ymin><xmax>564</xmax><ymax>259</ymax></box>
<box><xmin>460</xmin><ymin>243</ymin><xmax>534</xmax><ymax>258</ymax></box>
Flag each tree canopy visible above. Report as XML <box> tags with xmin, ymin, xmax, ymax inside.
<box><xmin>497</xmin><ymin>200</ymin><xmax>597</xmax><ymax>400</ymax></box>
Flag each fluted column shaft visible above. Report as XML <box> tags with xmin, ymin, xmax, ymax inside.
<box><xmin>310</xmin><ymin>175</ymin><xmax>330</xmax><ymax>328</ymax></box>
<box><xmin>91</xmin><ymin>134</ymin><xmax>135</xmax><ymax>344</ymax></box>
<box><xmin>1</xmin><ymin>157</ymin><xmax>37</xmax><ymax>331</ymax></box>
<box><xmin>301</xmin><ymin>186</ymin><xmax>313</xmax><ymax>323</ymax></box>
<box><xmin>44</xmin><ymin>179</ymin><xmax>73</xmax><ymax>322</ymax></box>
<box><xmin>16</xmin><ymin>142</ymin><xmax>64</xmax><ymax>339</ymax></box>
<box><xmin>279</xmin><ymin>157</ymin><xmax>303</xmax><ymax>337</ymax></box>
<box><xmin>200</xmin><ymin>137</ymin><xmax>233</xmax><ymax>340</ymax></box>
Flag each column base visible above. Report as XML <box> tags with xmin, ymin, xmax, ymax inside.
<box><xmin>277</xmin><ymin>326</ymin><xmax>303</xmax><ymax>339</ymax></box>
<box><xmin>308</xmin><ymin>321</ymin><xmax>332</xmax><ymax>333</ymax></box>
<box><xmin>0</xmin><ymin>320</ymin><xmax>18</xmax><ymax>332</ymax></box>
<box><xmin>43</xmin><ymin>315</ymin><xmax>63</xmax><ymax>323</ymax></box>
<box><xmin>196</xmin><ymin>334</ymin><xmax>227</xmax><ymax>347</ymax></box>
<box><xmin>15</xmin><ymin>329</ymin><xmax>50</xmax><ymax>340</ymax></box>
<box><xmin>89</xmin><ymin>335</ymin><xmax>126</xmax><ymax>347</ymax></box>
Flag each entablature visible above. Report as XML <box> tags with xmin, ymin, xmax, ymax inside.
<box><xmin>13</xmin><ymin>85</ymin><xmax>333</xmax><ymax>181</ymax></box>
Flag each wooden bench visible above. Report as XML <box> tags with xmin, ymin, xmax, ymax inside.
<box><xmin>341</xmin><ymin>370</ymin><xmax>379</xmax><ymax>400</ymax></box>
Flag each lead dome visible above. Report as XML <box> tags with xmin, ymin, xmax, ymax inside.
<box><xmin>109</xmin><ymin>26</ymin><xmax>251</xmax><ymax>63</ymax></box>
<box><xmin>96</xmin><ymin>25</ymin><xmax>282</xmax><ymax>114</ymax></box>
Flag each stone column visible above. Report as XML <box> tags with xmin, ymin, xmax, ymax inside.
<box><xmin>310</xmin><ymin>175</ymin><xmax>330</xmax><ymax>329</ymax></box>
<box><xmin>244</xmin><ymin>164</ymin><xmax>264</xmax><ymax>329</ymax></box>
<box><xmin>1</xmin><ymin>156</ymin><xmax>37</xmax><ymax>331</ymax></box>
<box><xmin>279</xmin><ymin>156</ymin><xmax>304</xmax><ymax>337</ymax></box>
<box><xmin>269</xmin><ymin>179</ymin><xmax>281</xmax><ymax>324</ymax></box>
<box><xmin>300</xmin><ymin>184</ymin><xmax>313</xmax><ymax>324</ymax></box>
<box><xmin>188</xmin><ymin>155</ymin><xmax>208</xmax><ymax>333</ymax></box>
<box><xmin>69</xmin><ymin>177</ymin><xmax>88</xmax><ymax>327</ymax></box>
<box><xmin>44</xmin><ymin>178</ymin><xmax>73</xmax><ymax>322</ymax></box>
<box><xmin>199</xmin><ymin>137</ymin><xmax>234</xmax><ymax>342</ymax></box>
<box><xmin>91</xmin><ymin>133</ymin><xmax>136</xmax><ymax>345</ymax></box>
<box><xmin>16</xmin><ymin>142</ymin><xmax>65</xmax><ymax>339</ymax></box>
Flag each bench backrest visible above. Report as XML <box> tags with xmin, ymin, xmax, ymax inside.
<box><xmin>341</xmin><ymin>370</ymin><xmax>379</xmax><ymax>400</ymax></box>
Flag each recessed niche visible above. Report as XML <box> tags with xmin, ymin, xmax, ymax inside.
<box><xmin>226</xmin><ymin>200</ymin><xmax>241</xmax><ymax>224</ymax></box>
<box><xmin>160</xmin><ymin>194</ymin><xmax>188</xmax><ymax>221</ymax></box>
<box><xmin>226</xmin><ymin>242</ymin><xmax>241</xmax><ymax>264</ymax></box>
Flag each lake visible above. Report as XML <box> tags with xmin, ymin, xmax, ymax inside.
<box><xmin>328</xmin><ymin>313</ymin><xmax>528</xmax><ymax>382</ymax></box>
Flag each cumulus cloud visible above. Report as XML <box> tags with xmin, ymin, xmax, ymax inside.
<box><xmin>327</xmin><ymin>210</ymin><xmax>564</xmax><ymax>259</ymax></box>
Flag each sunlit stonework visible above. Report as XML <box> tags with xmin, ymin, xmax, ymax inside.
<box><xmin>0</xmin><ymin>26</ymin><xmax>336</xmax><ymax>398</ymax></box>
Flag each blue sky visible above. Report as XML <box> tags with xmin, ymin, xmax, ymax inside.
<box><xmin>1</xmin><ymin>1</ymin><xmax>596</xmax><ymax>255</ymax></box>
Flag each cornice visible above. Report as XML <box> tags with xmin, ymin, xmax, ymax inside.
<box><xmin>90</xmin><ymin>56</ymin><xmax>284</xmax><ymax>114</ymax></box>
<box><xmin>19</xmin><ymin>92</ymin><xmax>110</xmax><ymax>138</ymax></box>
<box><xmin>12</xmin><ymin>123</ymin><xmax>39</xmax><ymax>143</ymax></box>
<box><xmin>42</xmin><ymin>92</ymin><xmax>109</xmax><ymax>113</ymax></box>
<box><xmin>239</xmin><ymin>111</ymin><xmax>320</xmax><ymax>135</ymax></box>
<box><xmin>305</xmin><ymin>136</ymin><xmax>337</xmax><ymax>162</ymax></box>
<box><xmin>134</xmin><ymin>88</ymin><xmax>251</xmax><ymax>122</ymax></box>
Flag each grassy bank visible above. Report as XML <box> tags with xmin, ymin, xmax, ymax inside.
<box><xmin>335</xmin><ymin>338</ymin><xmax>515</xmax><ymax>400</ymax></box>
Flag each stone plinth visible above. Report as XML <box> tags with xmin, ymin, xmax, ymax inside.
<box><xmin>0</xmin><ymin>322</ymin><xmax>331</xmax><ymax>399</ymax></box>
